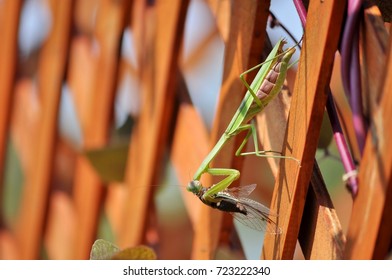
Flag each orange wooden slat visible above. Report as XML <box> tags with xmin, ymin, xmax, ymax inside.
<box><xmin>298</xmin><ymin>163</ymin><xmax>346</xmax><ymax>259</ymax></box>
<box><xmin>256</xmin><ymin>68</ymin><xmax>347</xmax><ymax>259</ymax></box>
<box><xmin>45</xmin><ymin>190</ymin><xmax>76</xmax><ymax>259</ymax></box>
<box><xmin>46</xmin><ymin>36</ymin><xmax>97</xmax><ymax>260</ymax></box>
<box><xmin>67</xmin><ymin>36</ymin><xmax>98</xmax><ymax>134</ymax></box>
<box><xmin>119</xmin><ymin>0</ymin><xmax>155</xmax><ymax>249</ymax></box>
<box><xmin>0</xmin><ymin>0</ymin><xmax>21</xmax><ymax>217</ymax></box>
<box><xmin>189</xmin><ymin>0</ymin><xmax>270</xmax><ymax>259</ymax></box>
<box><xmin>0</xmin><ymin>0</ymin><xmax>21</xmax><ymax>260</ymax></box>
<box><xmin>16</xmin><ymin>0</ymin><xmax>74</xmax><ymax>259</ymax></box>
<box><xmin>262</xmin><ymin>0</ymin><xmax>346</xmax><ymax>259</ymax></box>
<box><xmin>180</xmin><ymin>27</ymin><xmax>220</xmax><ymax>71</ymax></box>
<box><xmin>205</xmin><ymin>0</ymin><xmax>231</xmax><ymax>43</ymax></box>
<box><xmin>9</xmin><ymin>81</ymin><xmax>41</xmax><ymax>185</ymax></box>
<box><xmin>171</xmin><ymin>77</ymin><xmax>247</xmax><ymax>258</ymax></box>
<box><xmin>361</xmin><ymin>4</ymin><xmax>389</xmax><ymax>121</ymax></box>
<box><xmin>171</xmin><ymin>76</ymin><xmax>208</xmax><ymax>229</ymax></box>
<box><xmin>251</xmin><ymin>41</ymin><xmax>345</xmax><ymax>259</ymax></box>
<box><xmin>120</xmin><ymin>0</ymin><xmax>189</xmax><ymax>248</ymax></box>
<box><xmin>252</xmin><ymin>44</ymin><xmax>346</xmax><ymax>258</ymax></box>
<box><xmin>72</xmin><ymin>0</ymin><xmax>131</xmax><ymax>259</ymax></box>
<box><xmin>330</xmin><ymin>54</ymin><xmax>361</xmax><ymax>163</ymax></box>
<box><xmin>344</xmin><ymin>25</ymin><xmax>392</xmax><ymax>260</ymax></box>
<box><xmin>256</xmin><ymin>74</ymin><xmax>296</xmax><ymax>176</ymax></box>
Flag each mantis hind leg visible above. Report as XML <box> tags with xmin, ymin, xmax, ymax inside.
<box><xmin>234</xmin><ymin>122</ymin><xmax>300</xmax><ymax>163</ymax></box>
<box><xmin>239</xmin><ymin>66</ymin><xmax>264</xmax><ymax>109</ymax></box>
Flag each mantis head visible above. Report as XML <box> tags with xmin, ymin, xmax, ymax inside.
<box><xmin>187</xmin><ymin>180</ymin><xmax>203</xmax><ymax>195</ymax></box>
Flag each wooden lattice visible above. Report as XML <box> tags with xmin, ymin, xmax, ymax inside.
<box><xmin>0</xmin><ymin>0</ymin><xmax>391</xmax><ymax>260</ymax></box>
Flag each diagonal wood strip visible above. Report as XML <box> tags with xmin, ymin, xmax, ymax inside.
<box><xmin>299</xmin><ymin>163</ymin><xmax>346</xmax><ymax>259</ymax></box>
<box><xmin>120</xmin><ymin>0</ymin><xmax>189</xmax><ymax>248</ymax></box>
<box><xmin>262</xmin><ymin>0</ymin><xmax>346</xmax><ymax>259</ymax></box>
<box><xmin>72</xmin><ymin>0</ymin><xmax>131</xmax><ymax>259</ymax></box>
<box><xmin>344</xmin><ymin>24</ymin><xmax>392</xmax><ymax>259</ymax></box>
<box><xmin>17</xmin><ymin>0</ymin><xmax>73</xmax><ymax>259</ymax></box>
<box><xmin>189</xmin><ymin>0</ymin><xmax>270</xmax><ymax>259</ymax></box>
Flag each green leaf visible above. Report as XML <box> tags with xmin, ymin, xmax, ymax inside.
<box><xmin>90</xmin><ymin>240</ymin><xmax>157</xmax><ymax>260</ymax></box>
<box><xmin>3</xmin><ymin>138</ymin><xmax>24</xmax><ymax>223</ymax></box>
<box><xmin>84</xmin><ymin>116</ymin><xmax>134</xmax><ymax>183</ymax></box>
<box><xmin>318</xmin><ymin>111</ymin><xmax>333</xmax><ymax>150</ymax></box>
<box><xmin>111</xmin><ymin>246</ymin><xmax>157</xmax><ymax>260</ymax></box>
<box><xmin>90</xmin><ymin>239</ymin><xmax>120</xmax><ymax>260</ymax></box>
<box><xmin>84</xmin><ymin>143</ymin><xmax>129</xmax><ymax>183</ymax></box>
<box><xmin>111</xmin><ymin>116</ymin><xmax>134</xmax><ymax>142</ymax></box>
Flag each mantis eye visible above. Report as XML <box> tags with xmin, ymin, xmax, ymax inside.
<box><xmin>187</xmin><ymin>180</ymin><xmax>202</xmax><ymax>194</ymax></box>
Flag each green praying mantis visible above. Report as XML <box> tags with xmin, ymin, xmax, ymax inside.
<box><xmin>186</xmin><ymin>39</ymin><xmax>298</xmax><ymax>234</ymax></box>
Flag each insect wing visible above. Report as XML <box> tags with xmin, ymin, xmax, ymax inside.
<box><xmin>232</xmin><ymin>197</ymin><xmax>282</xmax><ymax>234</ymax></box>
<box><xmin>226</xmin><ymin>184</ymin><xmax>257</xmax><ymax>198</ymax></box>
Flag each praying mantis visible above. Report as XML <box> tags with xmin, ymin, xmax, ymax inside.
<box><xmin>186</xmin><ymin>39</ymin><xmax>298</xmax><ymax>233</ymax></box>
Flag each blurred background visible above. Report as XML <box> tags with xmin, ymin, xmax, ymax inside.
<box><xmin>0</xmin><ymin>0</ymin><xmax>357</xmax><ymax>260</ymax></box>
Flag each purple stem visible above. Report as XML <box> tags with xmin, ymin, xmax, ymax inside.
<box><xmin>326</xmin><ymin>92</ymin><xmax>358</xmax><ymax>196</ymax></box>
<box><xmin>341</xmin><ymin>0</ymin><xmax>367</xmax><ymax>154</ymax></box>
<box><xmin>341</xmin><ymin>0</ymin><xmax>362</xmax><ymax>99</ymax></box>
<box><xmin>292</xmin><ymin>0</ymin><xmax>359</xmax><ymax>197</ymax></box>
<box><xmin>293</xmin><ymin>0</ymin><xmax>307</xmax><ymax>27</ymax></box>
<box><xmin>349</xmin><ymin>26</ymin><xmax>367</xmax><ymax>154</ymax></box>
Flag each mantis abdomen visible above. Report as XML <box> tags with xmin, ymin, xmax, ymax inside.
<box><xmin>246</xmin><ymin>47</ymin><xmax>294</xmax><ymax>121</ymax></box>
<box><xmin>256</xmin><ymin>60</ymin><xmax>283</xmax><ymax>100</ymax></box>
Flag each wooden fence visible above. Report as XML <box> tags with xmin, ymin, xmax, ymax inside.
<box><xmin>0</xmin><ymin>0</ymin><xmax>391</xmax><ymax>260</ymax></box>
